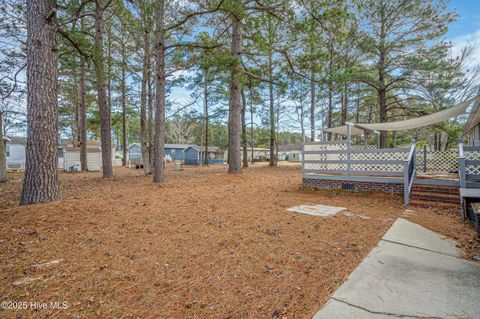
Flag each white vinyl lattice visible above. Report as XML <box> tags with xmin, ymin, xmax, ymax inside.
<box><xmin>416</xmin><ymin>150</ymin><xmax>458</xmax><ymax>172</ymax></box>
<box><xmin>465</xmin><ymin>149</ymin><xmax>480</xmax><ymax>175</ymax></box>
<box><xmin>303</xmin><ymin>142</ymin><xmax>408</xmax><ymax>173</ymax></box>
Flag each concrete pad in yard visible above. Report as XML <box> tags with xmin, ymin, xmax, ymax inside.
<box><xmin>287</xmin><ymin>205</ymin><xmax>346</xmax><ymax>217</ymax></box>
<box><xmin>383</xmin><ymin>218</ymin><xmax>460</xmax><ymax>257</ymax></box>
<box><xmin>314</xmin><ymin>219</ymin><xmax>480</xmax><ymax>319</ymax></box>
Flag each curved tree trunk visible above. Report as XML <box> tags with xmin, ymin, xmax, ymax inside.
<box><xmin>153</xmin><ymin>0</ymin><xmax>166</xmax><ymax>183</ymax></box>
<box><xmin>21</xmin><ymin>0</ymin><xmax>60</xmax><ymax>204</ymax></box>
<box><xmin>228</xmin><ymin>16</ymin><xmax>242</xmax><ymax>174</ymax></box>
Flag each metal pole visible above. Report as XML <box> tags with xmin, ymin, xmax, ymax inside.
<box><xmin>346</xmin><ymin>122</ymin><xmax>352</xmax><ymax>176</ymax></box>
<box><xmin>423</xmin><ymin>144</ymin><xmax>427</xmax><ymax>173</ymax></box>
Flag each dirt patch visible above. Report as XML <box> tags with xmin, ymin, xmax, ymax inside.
<box><xmin>0</xmin><ymin>164</ymin><xmax>476</xmax><ymax>318</ymax></box>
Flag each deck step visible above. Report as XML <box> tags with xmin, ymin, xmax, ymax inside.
<box><xmin>411</xmin><ymin>185</ymin><xmax>459</xmax><ymax>195</ymax></box>
<box><xmin>408</xmin><ymin>199</ymin><xmax>459</xmax><ymax>209</ymax></box>
<box><xmin>410</xmin><ymin>192</ymin><xmax>459</xmax><ymax>204</ymax></box>
<box><xmin>410</xmin><ymin>183</ymin><xmax>460</xmax><ymax>207</ymax></box>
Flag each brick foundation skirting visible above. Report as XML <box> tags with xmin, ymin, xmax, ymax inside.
<box><xmin>303</xmin><ymin>178</ymin><xmax>404</xmax><ymax>195</ymax></box>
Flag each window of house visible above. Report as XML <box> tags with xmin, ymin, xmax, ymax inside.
<box><xmin>5</xmin><ymin>145</ymin><xmax>9</xmax><ymax>157</ymax></box>
<box><xmin>57</xmin><ymin>148</ymin><xmax>64</xmax><ymax>158</ymax></box>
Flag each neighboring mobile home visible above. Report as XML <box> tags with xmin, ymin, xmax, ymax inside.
<box><xmin>224</xmin><ymin>147</ymin><xmax>270</xmax><ymax>162</ymax></box>
<box><xmin>288</xmin><ymin>150</ymin><xmax>302</xmax><ymax>162</ymax></box>
<box><xmin>184</xmin><ymin>146</ymin><xmax>224</xmax><ymax>165</ymax></box>
<box><xmin>278</xmin><ymin>144</ymin><xmax>301</xmax><ymax>161</ymax></box>
<box><xmin>127</xmin><ymin>143</ymin><xmax>207</xmax><ymax>164</ymax></box>
<box><xmin>5</xmin><ymin>136</ymin><xmax>115</xmax><ymax>171</ymax></box>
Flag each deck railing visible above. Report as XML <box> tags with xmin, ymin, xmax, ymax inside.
<box><xmin>403</xmin><ymin>143</ymin><xmax>417</xmax><ymax>205</ymax></box>
<box><xmin>302</xmin><ymin>141</ymin><xmax>409</xmax><ymax>177</ymax></box>
<box><xmin>302</xmin><ymin>140</ymin><xmax>418</xmax><ymax>205</ymax></box>
<box><xmin>459</xmin><ymin>142</ymin><xmax>480</xmax><ymax>187</ymax></box>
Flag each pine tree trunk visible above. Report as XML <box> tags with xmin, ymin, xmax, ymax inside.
<box><xmin>21</xmin><ymin>0</ymin><xmax>60</xmax><ymax>204</ymax></box>
<box><xmin>241</xmin><ymin>88</ymin><xmax>248</xmax><ymax>168</ymax></box>
<box><xmin>140</xmin><ymin>27</ymin><xmax>151</xmax><ymax>174</ymax></box>
<box><xmin>268</xmin><ymin>53</ymin><xmax>275</xmax><ymax>167</ymax></box>
<box><xmin>309</xmin><ymin>62</ymin><xmax>315</xmax><ymax>142</ymax></box>
<box><xmin>228</xmin><ymin>16</ymin><xmax>242</xmax><ymax>174</ymax></box>
<box><xmin>0</xmin><ymin>113</ymin><xmax>7</xmax><ymax>183</ymax></box>
<box><xmin>341</xmin><ymin>83</ymin><xmax>348</xmax><ymax>125</ymax></box>
<box><xmin>94</xmin><ymin>2</ymin><xmax>113</xmax><ymax>178</ymax></box>
<box><xmin>204</xmin><ymin>68</ymin><xmax>209</xmax><ymax>165</ymax></box>
<box><xmin>378</xmin><ymin>13</ymin><xmax>387</xmax><ymax>149</ymax></box>
<box><xmin>153</xmin><ymin>0</ymin><xmax>166</xmax><ymax>183</ymax></box>
<box><xmin>250</xmin><ymin>86</ymin><xmax>254</xmax><ymax>164</ymax></box>
<box><xmin>147</xmin><ymin>56</ymin><xmax>154</xmax><ymax>168</ymax></box>
<box><xmin>121</xmin><ymin>34</ymin><xmax>127</xmax><ymax>166</ymax></box>
<box><xmin>79</xmin><ymin>17</ymin><xmax>88</xmax><ymax>171</ymax></box>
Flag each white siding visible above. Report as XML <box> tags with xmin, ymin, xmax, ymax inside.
<box><xmin>6</xmin><ymin>143</ymin><xmax>25</xmax><ymax>169</ymax></box>
<box><xmin>64</xmin><ymin>150</ymin><xmax>102</xmax><ymax>171</ymax></box>
<box><xmin>87</xmin><ymin>152</ymin><xmax>102</xmax><ymax>170</ymax></box>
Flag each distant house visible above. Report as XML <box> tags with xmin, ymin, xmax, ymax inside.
<box><xmin>5</xmin><ymin>136</ymin><xmax>115</xmax><ymax>171</ymax></box>
<box><xmin>127</xmin><ymin>143</ymin><xmax>215</xmax><ymax>164</ymax></box>
<box><xmin>224</xmin><ymin>147</ymin><xmax>270</xmax><ymax>162</ymax></box>
<box><xmin>278</xmin><ymin>144</ymin><xmax>301</xmax><ymax>161</ymax></box>
<box><xmin>288</xmin><ymin>150</ymin><xmax>302</xmax><ymax>162</ymax></box>
<box><xmin>184</xmin><ymin>146</ymin><xmax>224</xmax><ymax>165</ymax></box>
<box><xmin>5</xmin><ymin>136</ymin><xmax>28</xmax><ymax>170</ymax></box>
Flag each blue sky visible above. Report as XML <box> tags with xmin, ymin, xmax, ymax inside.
<box><xmin>447</xmin><ymin>1</ymin><xmax>480</xmax><ymax>63</ymax></box>
<box><xmin>447</xmin><ymin>1</ymin><xmax>480</xmax><ymax>38</ymax></box>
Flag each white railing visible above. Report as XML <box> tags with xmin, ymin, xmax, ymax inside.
<box><xmin>403</xmin><ymin>143</ymin><xmax>417</xmax><ymax>205</ymax></box>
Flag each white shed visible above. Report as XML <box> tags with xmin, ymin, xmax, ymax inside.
<box><xmin>64</xmin><ymin>147</ymin><xmax>102</xmax><ymax>171</ymax></box>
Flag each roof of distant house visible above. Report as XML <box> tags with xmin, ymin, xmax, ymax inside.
<box><xmin>129</xmin><ymin>143</ymin><xmax>219</xmax><ymax>150</ymax></box>
<box><xmin>7</xmin><ymin>136</ymin><xmax>104</xmax><ymax>148</ymax></box>
<box><xmin>278</xmin><ymin>144</ymin><xmax>301</xmax><ymax>152</ymax></box>
<box><xmin>185</xmin><ymin>145</ymin><xmax>221</xmax><ymax>152</ymax></box>
<box><xmin>7</xmin><ymin>136</ymin><xmax>27</xmax><ymax>144</ymax></box>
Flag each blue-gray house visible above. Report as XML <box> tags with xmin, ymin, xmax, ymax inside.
<box><xmin>127</xmin><ymin>143</ymin><xmax>195</xmax><ymax>163</ymax></box>
<box><xmin>184</xmin><ymin>146</ymin><xmax>224</xmax><ymax>165</ymax></box>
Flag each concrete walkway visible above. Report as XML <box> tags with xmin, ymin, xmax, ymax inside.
<box><xmin>314</xmin><ymin>218</ymin><xmax>480</xmax><ymax>319</ymax></box>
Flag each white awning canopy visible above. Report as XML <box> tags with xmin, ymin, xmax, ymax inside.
<box><xmin>324</xmin><ymin>97</ymin><xmax>474</xmax><ymax>136</ymax></box>
<box><xmin>323</xmin><ymin>125</ymin><xmax>366</xmax><ymax>136</ymax></box>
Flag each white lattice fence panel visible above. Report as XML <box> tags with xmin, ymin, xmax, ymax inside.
<box><xmin>416</xmin><ymin>150</ymin><xmax>458</xmax><ymax>172</ymax></box>
<box><xmin>350</xmin><ymin>151</ymin><xmax>408</xmax><ymax>161</ymax></box>
<box><xmin>466</xmin><ymin>150</ymin><xmax>480</xmax><ymax>160</ymax></box>
<box><xmin>351</xmin><ymin>145</ymin><xmax>376</xmax><ymax>150</ymax></box>
<box><xmin>350</xmin><ymin>163</ymin><xmax>405</xmax><ymax>172</ymax></box>
<box><xmin>466</xmin><ymin>165</ymin><xmax>480</xmax><ymax>175</ymax></box>
<box><xmin>303</xmin><ymin>142</ymin><xmax>346</xmax><ymax>152</ymax></box>
<box><xmin>304</xmin><ymin>142</ymin><xmax>347</xmax><ymax>171</ymax></box>
<box><xmin>464</xmin><ymin>149</ymin><xmax>480</xmax><ymax>175</ymax></box>
<box><xmin>304</xmin><ymin>163</ymin><xmax>348</xmax><ymax>171</ymax></box>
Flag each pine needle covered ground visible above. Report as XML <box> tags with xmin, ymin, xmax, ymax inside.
<box><xmin>0</xmin><ymin>164</ymin><xmax>478</xmax><ymax>318</ymax></box>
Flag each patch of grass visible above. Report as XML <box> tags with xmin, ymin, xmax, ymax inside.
<box><xmin>299</xmin><ymin>184</ymin><xmax>318</xmax><ymax>192</ymax></box>
<box><xmin>328</xmin><ymin>189</ymin><xmax>341</xmax><ymax>196</ymax></box>
<box><xmin>358</xmin><ymin>190</ymin><xmax>371</xmax><ymax>196</ymax></box>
